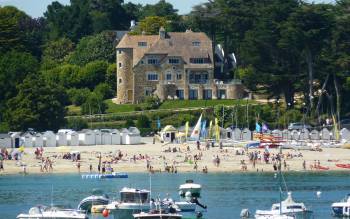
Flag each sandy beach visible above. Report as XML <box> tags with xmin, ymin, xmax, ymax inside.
<box><xmin>1</xmin><ymin>137</ymin><xmax>350</xmax><ymax>175</ymax></box>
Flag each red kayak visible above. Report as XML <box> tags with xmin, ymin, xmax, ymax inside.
<box><xmin>336</xmin><ymin>164</ymin><xmax>350</xmax><ymax>169</ymax></box>
<box><xmin>316</xmin><ymin>166</ymin><xmax>330</xmax><ymax>170</ymax></box>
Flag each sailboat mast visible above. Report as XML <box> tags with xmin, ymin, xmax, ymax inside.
<box><xmin>279</xmin><ymin>146</ymin><xmax>282</xmax><ymax>215</ymax></box>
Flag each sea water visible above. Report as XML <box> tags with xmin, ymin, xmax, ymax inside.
<box><xmin>0</xmin><ymin>172</ymin><xmax>350</xmax><ymax>219</ymax></box>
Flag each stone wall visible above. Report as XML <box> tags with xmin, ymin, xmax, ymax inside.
<box><xmin>116</xmin><ymin>48</ymin><xmax>134</xmax><ymax>104</ymax></box>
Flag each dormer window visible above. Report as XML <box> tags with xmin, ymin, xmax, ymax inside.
<box><xmin>190</xmin><ymin>58</ymin><xmax>210</xmax><ymax>64</ymax></box>
<box><xmin>148</xmin><ymin>58</ymin><xmax>159</xmax><ymax>65</ymax></box>
<box><xmin>138</xmin><ymin>42</ymin><xmax>147</xmax><ymax>47</ymax></box>
<box><xmin>169</xmin><ymin>58</ymin><xmax>180</xmax><ymax>64</ymax></box>
<box><xmin>192</xmin><ymin>41</ymin><xmax>201</xmax><ymax>47</ymax></box>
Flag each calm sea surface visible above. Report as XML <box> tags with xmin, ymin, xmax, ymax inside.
<box><xmin>0</xmin><ymin>172</ymin><xmax>350</xmax><ymax>219</ymax></box>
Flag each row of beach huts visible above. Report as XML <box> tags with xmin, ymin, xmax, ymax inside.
<box><xmin>160</xmin><ymin>125</ymin><xmax>350</xmax><ymax>142</ymax></box>
<box><xmin>0</xmin><ymin>127</ymin><xmax>141</xmax><ymax>148</ymax></box>
<box><xmin>225</xmin><ymin>127</ymin><xmax>350</xmax><ymax>141</ymax></box>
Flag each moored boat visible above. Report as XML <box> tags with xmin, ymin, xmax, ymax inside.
<box><xmin>179</xmin><ymin>180</ymin><xmax>201</xmax><ymax>198</ymax></box>
<box><xmin>17</xmin><ymin>205</ymin><xmax>87</xmax><ymax>219</ymax></box>
<box><xmin>255</xmin><ymin>192</ymin><xmax>313</xmax><ymax>219</ymax></box>
<box><xmin>331</xmin><ymin>194</ymin><xmax>350</xmax><ymax>217</ymax></box>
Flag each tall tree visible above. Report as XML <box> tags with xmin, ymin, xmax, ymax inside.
<box><xmin>5</xmin><ymin>74</ymin><xmax>67</xmax><ymax>131</ymax></box>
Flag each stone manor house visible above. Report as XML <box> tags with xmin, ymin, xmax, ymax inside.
<box><xmin>115</xmin><ymin>27</ymin><xmax>247</xmax><ymax>104</ymax></box>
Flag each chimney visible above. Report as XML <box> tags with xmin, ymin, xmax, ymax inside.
<box><xmin>159</xmin><ymin>26</ymin><xmax>165</xmax><ymax>39</ymax></box>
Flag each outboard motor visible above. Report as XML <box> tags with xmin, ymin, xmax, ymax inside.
<box><xmin>240</xmin><ymin>208</ymin><xmax>250</xmax><ymax>218</ymax></box>
<box><xmin>196</xmin><ymin>211</ymin><xmax>203</xmax><ymax>218</ymax></box>
<box><xmin>191</xmin><ymin>197</ymin><xmax>207</xmax><ymax>209</ymax></box>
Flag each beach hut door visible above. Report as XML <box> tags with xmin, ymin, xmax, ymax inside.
<box><xmin>171</xmin><ymin>133</ymin><xmax>175</xmax><ymax>142</ymax></box>
<box><xmin>15</xmin><ymin>138</ymin><xmax>20</xmax><ymax>148</ymax></box>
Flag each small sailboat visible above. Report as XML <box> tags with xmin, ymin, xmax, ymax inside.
<box><xmin>17</xmin><ymin>205</ymin><xmax>88</xmax><ymax>219</ymax></box>
<box><xmin>253</xmin><ymin>147</ymin><xmax>313</xmax><ymax>219</ymax></box>
<box><xmin>331</xmin><ymin>194</ymin><xmax>350</xmax><ymax>217</ymax></box>
<box><xmin>255</xmin><ymin>192</ymin><xmax>313</xmax><ymax>219</ymax></box>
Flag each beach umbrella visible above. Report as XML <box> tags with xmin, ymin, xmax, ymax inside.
<box><xmin>57</xmin><ymin>146</ymin><xmax>70</xmax><ymax>153</ymax></box>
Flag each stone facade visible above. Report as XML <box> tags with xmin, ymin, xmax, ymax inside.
<box><xmin>116</xmin><ymin>29</ymin><xmax>247</xmax><ymax>104</ymax></box>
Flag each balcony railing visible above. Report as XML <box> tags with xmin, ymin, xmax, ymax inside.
<box><xmin>189</xmin><ymin>79</ymin><xmax>208</xmax><ymax>84</ymax></box>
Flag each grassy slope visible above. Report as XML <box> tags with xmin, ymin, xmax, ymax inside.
<box><xmin>67</xmin><ymin>99</ymin><xmax>255</xmax><ymax>116</ymax></box>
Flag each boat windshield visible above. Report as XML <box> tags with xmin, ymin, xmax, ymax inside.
<box><xmin>286</xmin><ymin>205</ymin><xmax>303</xmax><ymax>209</ymax></box>
<box><xmin>121</xmin><ymin>192</ymin><xmax>149</xmax><ymax>203</ymax></box>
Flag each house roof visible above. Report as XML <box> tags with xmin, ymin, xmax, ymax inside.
<box><xmin>116</xmin><ymin>30</ymin><xmax>213</xmax><ymax>69</ymax></box>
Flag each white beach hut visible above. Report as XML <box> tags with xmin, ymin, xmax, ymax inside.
<box><xmin>101</xmin><ymin>130</ymin><xmax>112</xmax><ymax>145</ymax></box>
<box><xmin>78</xmin><ymin>129</ymin><xmax>96</xmax><ymax>146</ymax></box>
<box><xmin>272</xmin><ymin>130</ymin><xmax>283</xmax><ymax>138</ymax></box>
<box><xmin>0</xmin><ymin>133</ymin><xmax>12</xmax><ymax>148</ymax></box>
<box><xmin>310</xmin><ymin>130</ymin><xmax>320</xmax><ymax>140</ymax></box>
<box><xmin>56</xmin><ymin>132</ymin><xmax>68</xmax><ymax>146</ymax></box>
<box><xmin>94</xmin><ymin>130</ymin><xmax>102</xmax><ymax>145</ymax></box>
<box><xmin>127</xmin><ymin>127</ymin><xmax>141</xmax><ymax>144</ymax></box>
<box><xmin>340</xmin><ymin>128</ymin><xmax>350</xmax><ymax>142</ymax></box>
<box><xmin>320</xmin><ymin>128</ymin><xmax>331</xmax><ymax>140</ymax></box>
<box><xmin>120</xmin><ymin>128</ymin><xmax>129</xmax><ymax>145</ymax></box>
<box><xmin>242</xmin><ymin>128</ymin><xmax>252</xmax><ymax>141</ymax></box>
<box><xmin>10</xmin><ymin>132</ymin><xmax>21</xmax><ymax>148</ymax></box>
<box><xmin>299</xmin><ymin>128</ymin><xmax>309</xmax><ymax>140</ymax></box>
<box><xmin>33</xmin><ymin>133</ymin><xmax>44</xmax><ymax>147</ymax></box>
<box><xmin>233</xmin><ymin>128</ymin><xmax>242</xmax><ymax>140</ymax></box>
<box><xmin>290</xmin><ymin>130</ymin><xmax>299</xmax><ymax>140</ymax></box>
<box><xmin>226</xmin><ymin>127</ymin><xmax>233</xmax><ymax>139</ymax></box>
<box><xmin>67</xmin><ymin>131</ymin><xmax>79</xmax><ymax>146</ymax></box>
<box><xmin>111</xmin><ymin>129</ymin><xmax>121</xmax><ymax>145</ymax></box>
<box><xmin>22</xmin><ymin>133</ymin><xmax>34</xmax><ymax>147</ymax></box>
<box><xmin>43</xmin><ymin>131</ymin><xmax>56</xmax><ymax>147</ymax></box>
<box><xmin>160</xmin><ymin>125</ymin><xmax>177</xmax><ymax>142</ymax></box>
<box><xmin>282</xmin><ymin>129</ymin><xmax>291</xmax><ymax>140</ymax></box>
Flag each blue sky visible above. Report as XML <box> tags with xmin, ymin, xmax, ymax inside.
<box><xmin>0</xmin><ymin>0</ymin><xmax>334</xmax><ymax>18</ymax></box>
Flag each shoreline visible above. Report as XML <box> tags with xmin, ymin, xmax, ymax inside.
<box><xmin>1</xmin><ymin>137</ymin><xmax>350</xmax><ymax>176</ymax></box>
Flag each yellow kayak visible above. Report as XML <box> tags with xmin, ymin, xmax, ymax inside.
<box><xmin>91</xmin><ymin>205</ymin><xmax>106</xmax><ymax>213</ymax></box>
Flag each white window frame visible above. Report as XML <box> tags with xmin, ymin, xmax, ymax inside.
<box><xmin>138</xmin><ymin>42</ymin><xmax>147</xmax><ymax>47</ymax></box>
<box><xmin>166</xmin><ymin>73</ymin><xmax>172</xmax><ymax>81</ymax></box>
<box><xmin>147</xmin><ymin>58</ymin><xmax>159</xmax><ymax>65</ymax></box>
<box><xmin>192</xmin><ymin>41</ymin><xmax>201</xmax><ymax>47</ymax></box>
<box><xmin>168</xmin><ymin>58</ymin><xmax>180</xmax><ymax>64</ymax></box>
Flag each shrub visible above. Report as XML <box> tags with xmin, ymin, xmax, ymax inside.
<box><xmin>136</xmin><ymin>115</ymin><xmax>151</xmax><ymax>128</ymax></box>
<box><xmin>94</xmin><ymin>83</ymin><xmax>113</xmax><ymax>99</ymax></box>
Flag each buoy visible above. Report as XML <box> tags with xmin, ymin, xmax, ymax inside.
<box><xmin>102</xmin><ymin>209</ymin><xmax>109</xmax><ymax>217</ymax></box>
<box><xmin>316</xmin><ymin>191</ymin><xmax>322</xmax><ymax>198</ymax></box>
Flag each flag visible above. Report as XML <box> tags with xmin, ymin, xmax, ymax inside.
<box><xmin>262</xmin><ymin>123</ymin><xmax>268</xmax><ymax>133</ymax></box>
<box><xmin>209</xmin><ymin>120</ymin><xmax>213</xmax><ymax>138</ymax></box>
<box><xmin>157</xmin><ymin>117</ymin><xmax>161</xmax><ymax>129</ymax></box>
<box><xmin>215</xmin><ymin>118</ymin><xmax>220</xmax><ymax>142</ymax></box>
<box><xmin>185</xmin><ymin>121</ymin><xmax>189</xmax><ymax>139</ymax></box>
<box><xmin>201</xmin><ymin>120</ymin><xmax>207</xmax><ymax>138</ymax></box>
<box><xmin>255</xmin><ymin>122</ymin><xmax>261</xmax><ymax>133</ymax></box>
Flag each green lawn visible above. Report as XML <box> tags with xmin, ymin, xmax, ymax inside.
<box><xmin>68</xmin><ymin>99</ymin><xmax>256</xmax><ymax>116</ymax></box>
<box><xmin>66</xmin><ymin>105</ymin><xmax>82</xmax><ymax>116</ymax></box>
<box><xmin>104</xmin><ymin>99</ymin><xmax>138</xmax><ymax>113</ymax></box>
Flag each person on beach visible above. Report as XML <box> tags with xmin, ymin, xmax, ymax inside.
<box><xmin>196</xmin><ymin>141</ymin><xmax>200</xmax><ymax>150</ymax></box>
<box><xmin>303</xmin><ymin>160</ymin><xmax>306</xmax><ymax>170</ymax></box>
<box><xmin>77</xmin><ymin>162</ymin><xmax>81</xmax><ymax>173</ymax></box>
<box><xmin>89</xmin><ymin>164</ymin><xmax>93</xmax><ymax>173</ymax></box>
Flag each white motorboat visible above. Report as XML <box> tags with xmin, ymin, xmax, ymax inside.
<box><xmin>77</xmin><ymin>194</ymin><xmax>109</xmax><ymax>212</ymax></box>
<box><xmin>255</xmin><ymin>192</ymin><xmax>313</xmax><ymax>219</ymax></box>
<box><xmin>106</xmin><ymin>187</ymin><xmax>153</xmax><ymax>219</ymax></box>
<box><xmin>331</xmin><ymin>194</ymin><xmax>350</xmax><ymax>217</ymax></box>
<box><xmin>107</xmin><ymin>187</ymin><xmax>151</xmax><ymax>211</ymax></box>
<box><xmin>17</xmin><ymin>205</ymin><xmax>87</xmax><ymax>219</ymax></box>
<box><xmin>133</xmin><ymin>211</ymin><xmax>182</xmax><ymax>219</ymax></box>
<box><xmin>161</xmin><ymin>197</ymin><xmax>196</xmax><ymax>212</ymax></box>
<box><xmin>179</xmin><ymin>180</ymin><xmax>201</xmax><ymax>198</ymax></box>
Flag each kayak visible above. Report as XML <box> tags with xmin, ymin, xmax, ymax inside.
<box><xmin>336</xmin><ymin>164</ymin><xmax>350</xmax><ymax>169</ymax></box>
<box><xmin>314</xmin><ymin>165</ymin><xmax>330</xmax><ymax>170</ymax></box>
